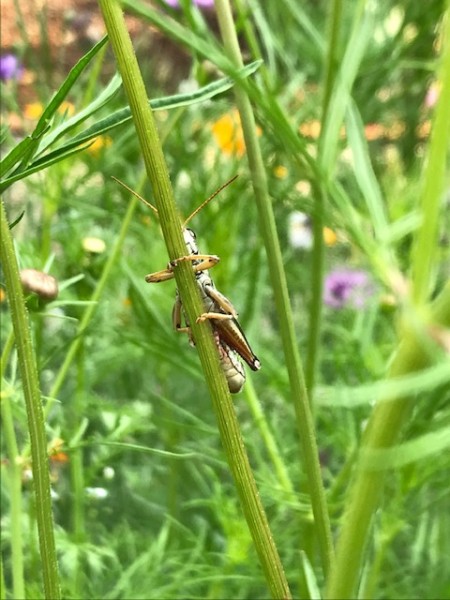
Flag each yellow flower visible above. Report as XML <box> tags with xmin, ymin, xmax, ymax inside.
<box><xmin>386</xmin><ymin>120</ymin><xmax>405</xmax><ymax>140</ymax></box>
<box><xmin>274</xmin><ymin>165</ymin><xmax>288</xmax><ymax>179</ymax></box>
<box><xmin>58</xmin><ymin>101</ymin><xmax>75</xmax><ymax>117</ymax></box>
<box><xmin>211</xmin><ymin>110</ymin><xmax>246</xmax><ymax>157</ymax></box>
<box><xmin>86</xmin><ymin>136</ymin><xmax>113</xmax><ymax>156</ymax></box>
<box><xmin>24</xmin><ymin>102</ymin><xmax>44</xmax><ymax>120</ymax></box>
<box><xmin>23</xmin><ymin>101</ymin><xmax>75</xmax><ymax>121</ymax></box>
<box><xmin>299</xmin><ymin>120</ymin><xmax>321</xmax><ymax>139</ymax></box>
<box><xmin>416</xmin><ymin>120</ymin><xmax>431</xmax><ymax>139</ymax></box>
<box><xmin>211</xmin><ymin>109</ymin><xmax>261</xmax><ymax>157</ymax></box>
<box><xmin>323</xmin><ymin>226</ymin><xmax>338</xmax><ymax>246</ymax></box>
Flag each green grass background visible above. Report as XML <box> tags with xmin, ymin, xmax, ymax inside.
<box><xmin>1</xmin><ymin>1</ymin><xmax>449</xmax><ymax>598</ymax></box>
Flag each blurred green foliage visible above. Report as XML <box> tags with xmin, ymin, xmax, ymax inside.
<box><xmin>1</xmin><ymin>1</ymin><xmax>449</xmax><ymax>598</ymax></box>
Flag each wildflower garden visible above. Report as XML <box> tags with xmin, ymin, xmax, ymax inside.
<box><xmin>1</xmin><ymin>1</ymin><xmax>449</xmax><ymax>599</ymax></box>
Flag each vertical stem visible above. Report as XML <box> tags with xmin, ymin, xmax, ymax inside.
<box><xmin>325</xmin><ymin>284</ymin><xmax>450</xmax><ymax>598</ymax></box>
<box><xmin>1</xmin><ymin>395</ymin><xmax>25</xmax><ymax>599</ymax></box>
<box><xmin>326</xmin><ymin>9</ymin><xmax>450</xmax><ymax>593</ymax></box>
<box><xmin>214</xmin><ymin>0</ymin><xmax>335</xmax><ymax>578</ymax></box>
<box><xmin>97</xmin><ymin>1</ymin><xmax>292</xmax><ymax>597</ymax></box>
<box><xmin>410</xmin><ymin>9</ymin><xmax>450</xmax><ymax>305</ymax></box>
<box><xmin>0</xmin><ymin>199</ymin><xmax>61</xmax><ymax>600</ymax></box>
<box><xmin>306</xmin><ymin>0</ymin><xmax>344</xmax><ymax>395</ymax></box>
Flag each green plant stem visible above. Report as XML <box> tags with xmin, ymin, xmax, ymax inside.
<box><xmin>325</xmin><ymin>282</ymin><xmax>450</xmax><ymax>599</ymax></box>
<box><xmin>410</xmin><ymin>10</ymin><xmax>450</xmax><ymax>306</ymax></box>
<box><xmin>305</xmin><ymin>183</ymin><xmax>325</xmax><ymax>397</ymax></box>
<box><xmin>1</xmin><ymin>392</ymin><xmax>25</xmax><ymax>599</ymax></box>
<box><xmin>0</xmin><ymin>559</ymin><xmax>5</xmax><ymax>600</ymax></box>
<box><xmin>0</xmin><ymin>329</ymin><xmax>15</xmax><ymax>379</ymax></box>
<box><xmin>325</xmin><ymin>11</ymin><xmax>450</xmax><ymax>593</ymax></box>
<box><xmin>98</xmin><ymin>1</ymin><xmax>291</xmax><ymax>597</ymax></box>
<box><xmin>0</xmin><ymin>199</ymin><xmax>61</xmax><ymax>600</ymax></box>
<box><xmin>305</xmin><ymin>0</ymin><xmax>343</xmax><ymax>395</ymax></box>
<box><xmin>214</xmin><ymin>0</ymin><xmax>335</xmax><ymax>579</ymax></box>
<box><xmin>244</xmin><ymin>377</ymin><xmax>294</xmax><ymax>498</ymax></box>
<box><xmin>47</xmin><ymin>192</ymin><xmax>138</xmax><ymax>405</ymax></box>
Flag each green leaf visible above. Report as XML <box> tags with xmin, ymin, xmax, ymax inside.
<box><xmin>67</xmin><ymin>60</ymin><xmax>263</xmax><ymax>148</ymax></box>
<box><xmin>35</xmin><ymin>72</ymin><xmax>122</xmax><ymax>156</ymax></box>
<box><xmin>32</xmin><ymin>35</ymin><xmax>109</xmax><ymax>140</ymax></box>
<box><xmin>318</xmin><ymin>362</ymin><xmax>450</xmax><ymax>407</ymax></box>
<box><xmin>0</xmin><ymin>136</ymin><xmax>35</xmax><ymax>177</ymax></box>
<box><xmin>299</xmin><ymin>550</ymin><xmax>322</xmax><ymax>599</ymax></box>
<box><xmin>319</xmin><ymin>7</ymin><xmax>374</xmax><ymax>172</ymax></box>
<box><xmin>13</xmin><ymin>36</ymin><xmax>109</xmax><ymax>174</ymax></box>
<box><xmin>0</xmin><ymin>61</ymin><xmax>262</xmax><ymax>193</ymax></box>
<box><xmin>360</xmin><ymin>425</ymin><xmax>450</xmax><ymax>470</ymax></box>
<box><xmin>346</xmin><ymin>102</ymin><xmax>389</xmax><ymax>236</ymax></box>
<box><xmin>8</xmin><ymin>210</ymin><xmax>25</xmax><ymax>230</ymax></box>
<box><xmin>0</xmin><ymin>142</ymin><xmax>94</xmax><ymax>191</ymax></box>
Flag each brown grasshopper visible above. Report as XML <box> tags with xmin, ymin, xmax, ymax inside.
<box><xmin>114</xmin><ymin>175</ymin><xmax>260</xmax><ymax>393</ymax></box>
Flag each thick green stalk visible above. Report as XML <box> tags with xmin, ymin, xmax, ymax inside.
<box><xmin>326</xmin><ymin>10</ymin><xmax>450</xmax><ymax>595</ymax></box>
<box><xmin>214</xmin><ymin>0</ymin><xmax>335</xmax><ymax>578</ymax></box>
<box><xmin>98</xmin><ymin>1</ymin><xmax>291</xmax><ymax>597</ymax></box>
<box><xmin>0</xmin><ymin>199</ymin><xmax>61</xmax><ymax>600</ymax></box>
<box><xmin>325</xmin><ymin>283</ymin><xmax>450</xmax><ymax>598</ymax></box>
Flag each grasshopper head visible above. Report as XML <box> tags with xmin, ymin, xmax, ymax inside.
<box><xmin>183</xmin><ymin>228</ymin><xmax>198</xmax><ymax>256</ymax></box>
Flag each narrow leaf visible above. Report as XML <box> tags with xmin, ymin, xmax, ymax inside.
<box><xmin>16</xmin><ymin>36</ymin><xmax>109</xmax><ymax>171</ymax></box>
<box><xmin>0</xmin><ymin>136</ymin><xmax>34</xmax><ymax>177</ymax></box>
<box><xmin>35</xmin><ymin>72</ymin><xmax>122</xmax><ymax>155</ymax></box>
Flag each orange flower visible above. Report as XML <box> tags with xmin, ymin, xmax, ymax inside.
<box><xmin>211</xmin><ymin>109</ymin><xmax>260</xmax><ymax>157</ymax></box>
<box><xmin>50</xmin><ymin>451</ymin><xmax>69</xmax><ymax>464</ymax></box>
<box><xmin>48</xmin><ymin>438</ymin><xmax>69</xmax><ymax>463</ymax></box>
<box><xmin>364</xmin><ymin>123</ymin><xmax>385</xmax><ymax>141</ymax></box>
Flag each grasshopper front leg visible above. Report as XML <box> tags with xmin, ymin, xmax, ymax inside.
<box><xmin>145</xmin><ymin>254</ymin><xmax>220</xmax><ymax>283</ymax></box>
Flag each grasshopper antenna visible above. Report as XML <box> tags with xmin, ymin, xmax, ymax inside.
<box><xmin>111</xmin><ymin>176</ymin><xmax>158</xmax><ymax>215</ymax></box>
<box><xmin>183</xmin><ymin>175</ymin><xmax>238</xmax><ymax>228</ymax></box>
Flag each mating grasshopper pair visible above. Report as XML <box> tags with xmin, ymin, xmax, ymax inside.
<box><xmin>116</xmin><ymin>176</ymin><xmax>260</xmax><ymax>393</ymax></box>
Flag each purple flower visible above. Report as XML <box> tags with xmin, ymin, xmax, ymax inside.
<box><xmin>0</xmin><ymin>54</ymin><xmax>23</xmax><ymax>82</ymax></box>
<box><xmin>163</xmin><ymin>0</ymin><xmax>215</xmax><ymax>8</ymax></box>
<box><xmin>324</xmin><ymin>269</ymin><xmax>375</xmax><ymax>309</ymax></box>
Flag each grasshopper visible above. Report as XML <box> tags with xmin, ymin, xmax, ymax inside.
<box><xmin>114</xmin><ymin>175</ymin><xmax>260</xmax><ymax>393</ymax></box>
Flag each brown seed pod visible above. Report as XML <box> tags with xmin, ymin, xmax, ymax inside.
<box><xmin>20</xmin><ymin>269</ymin><xmax>59</xmax><ymax>302</ymax></box>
